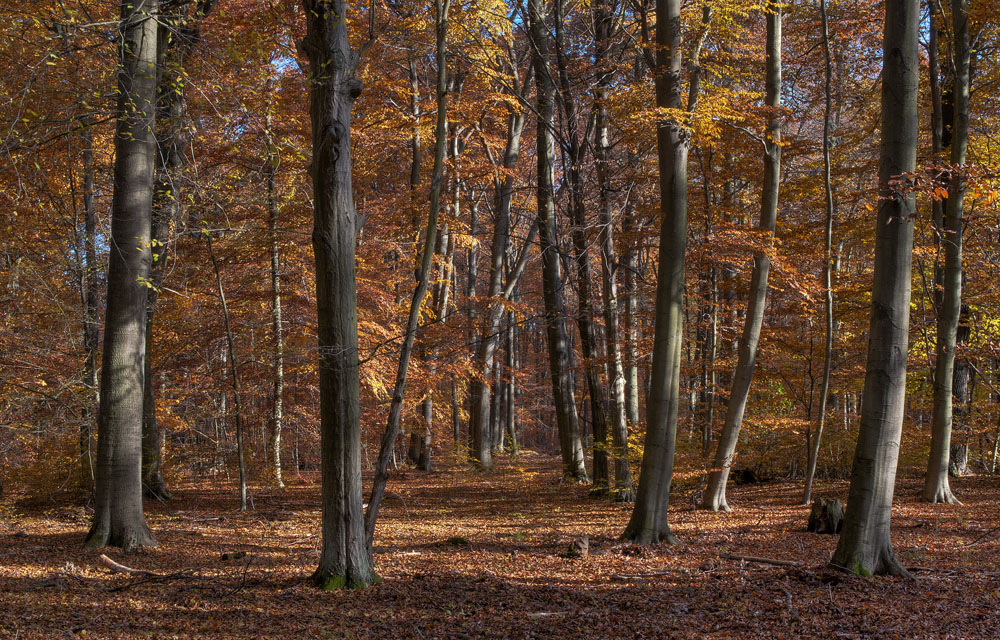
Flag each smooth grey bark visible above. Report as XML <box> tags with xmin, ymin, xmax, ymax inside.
<box><xmin>593</xmin><ymin>0</ymin><xmax>635</xmax><ymax>501</ymax></box>
<box><xmin>529</xmin><ymin>0</ymin><xmax>588</xmax><ymax>482</ymax></box>
<box><xmin>366</xmin><ymin>0</ymin><xmax>450</xmax><ymax>547</ymax></box>
<box><xmin>302</xmin><ymin>0</ymin><xmax>376</xmax><ymax>589</ymax></box>
<box><xmin>924</xmin><ymin>0</ymin><xmax>969</xmax><ymax>505</ymax></box>
<box><xmin>621</xmin><ymin>0</ymin><xmax>687</xmax><ymax>544</ymax></box>
<box><xmin>622</xmin><ymin>204</ymin><xmax>641</xmax><ymax>428</ymax></box>
<box><xmin>84</xmin><ymin>0</ymin><xmax>159</xmax><ymax>552</ymax></box>
<box><xmin>267</xmin><ymin>137</ymin><xmax>285</xmax><ymax>489</ymax></box>
<box><xmin>831</xmin><ymin>0</ymin><xmax>919</xmax><ymax>578</ymax></box>
<box><xmin>803</xmin><ymin>0</ymin><xmax>837</xmax><ymax>505</ymax></box>
<box><xmin>702</xmin><ymin>2</ymin><xmax>781</xmax><ymax>512</ymax></box>
<box><xmin>207</xmin><ymin>234</ymin><xmax>247</xmax><ymax>511</ymax></box>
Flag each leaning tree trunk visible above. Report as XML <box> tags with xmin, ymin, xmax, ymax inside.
<box><xmin>84</xmin><ymin>0</ymin><xmax>159</xmax><ymax>552</ymax></box>
<box><xmin>621</xmin><ymin>0</ymin><xmax>687</xmax><ymax>544</ymax></box>
<box><xmin>529</xmin><ymin>0</ymin><xmax>588</xmax><ymax>482</ymax></box>
<box><xmin>365</xmin><ymin>0</ymin><xmax>451</xmax><ymax>548</ymax></box>
<box><xmin>702</xmin><ymin>2</ymin><xmax>781</xmax><ymax>512</ymax></box>
<box><xmin>802</xmin><ymin>0</ymin><xmax>836</xmax><ymax>506</ymax></box>
<box><xmin>924</xmin><ymin>0</ymin><xmax>969</xmax><ymax>505</ymax></box>
<box><xmin>831</xmin><ymin>0</ymin><xmax>919</xmax><ymax>578</ymax></box>
<box><xmin>207</xmin><ymin>234</ymin><xmax>247</xmax><ymax>512</ymax></box>
<box><xmin>302</xmin><ymin>0</ymin><xmax>376</xmax><ymax>589</ymax></box>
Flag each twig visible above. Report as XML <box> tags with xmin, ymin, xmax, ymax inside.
<box><xmin>97</xmin><ymin>554</ymin><xmax>158</xmax><ymax>577</ymax></box>
<box><xmin>719</xmin><ymin>553</ymin><xmax>802</xmax><ymax>567</ymax></box>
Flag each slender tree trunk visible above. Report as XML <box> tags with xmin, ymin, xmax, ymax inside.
<box><xmin>702</xmin><ymin>2</ymin><xmax>781</xmax><ymax>512</ymax></box>
<box><xmin>831</xmin><ymin>0</ymin><xmax>918</xmax><ymax>578</ymax></box>
<box><xmin>553</xmin><ymin>0</ymin><xmax>606</xmax><ymax>489</ymax></box>
<box><xmin>366</xmin><ymin>0</ymin><xmax>451</xmax><ymax>548</ymax></box>
<box><xmin>302</xmin><ymin>0</ymin><xmax>376</xmax><ymax>589</ymax></box>
<box><xmin>593</xmin><ymin>0</ymin><xmax>635</xmax><ymax>501</ymax></box>
<box><xmin>924</xmin><ymin>0</ymin><xmax>969</xmax><ymax>504</ymax></box>
<box><xmin>267</xmin><ymin>138</ymin><xmax>286</xmax><ymax>489</ymax></box>
<box><xmin>84</xmin><ymin>0</ymin><xmax>159</xmax><ymax>552</ymax></box>
<box><xmin>469</xmin><ymin>104</ymin><xmax>529</xmax><ymax>469</ymax></box>
<box><xmin>621</xmin><ymin>0</ymin><xmax>687</xmax><ymax>544</ymax></box>
<box><xmin>803</xmin><ymin>0</ymin><xmax>836</xmax><ymax>505</ymax></box>
<box><xmin>80</xmin><ymin>131</ymin><xmax>99</xmax><ymax>490</ymax></box>
<box><xmin>207</xmin><ymin>234</ymin><xmax>247</xmax><ymax>511</ymax></box>
<box><xmin>529</xmin><ymin>0</ymin><xmax>587</xmax><ymax>482</ymax></box>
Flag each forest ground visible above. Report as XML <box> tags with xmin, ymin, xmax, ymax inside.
<box><xmin>1</xmin><ymin>451</ymin><xmax>998</xmax><ymax>639</ymax></box>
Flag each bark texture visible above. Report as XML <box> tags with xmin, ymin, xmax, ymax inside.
<box><xmin>621</xmin><ymin>0</ymin><xmax>686</xmax><ymax>544</ymax></box>
<box><xmin>302</xmin><ymin>0</ymin><xmax>376</xmax><ymax>589</ymax></box>
<box><xmin>84</xmin><ymin>0</ymin><xmax>159</xmax><ymax>552</ymax></box>
<box><xmin>923</xmin><ymin>0</ymin><xmax>969</xmax><ymax>505</ymax></box>
<box><xmin>831</xmin><ymin>0</ymin><xmax>919</xmax><ymax>578</ymax></box>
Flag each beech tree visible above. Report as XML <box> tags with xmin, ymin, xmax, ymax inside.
<box><xmin>831</xmin><ymin>0</ymin><xmax>919</xmax><ymax>577</ymax></box>
<box><xmin>622</xmin><ymin>0</ymin><xmax>687</xmax><ymax>544</ymax></box>
<box><xmin>84</xmin><ymin>0</ymin><xmax>159</xmax><ymax>552</ymax></box>
<box><xmin>703</xmin><ymin>0</ymin><xmax>783</xmax><ymax>512</ymax></box>
<box><xmin>302</xmin><ymin>0</ymin><xmax>377</xmax><ymax>589</ymax></box>
<box><xmin>923</xmin><ymin>0</ymin><xmax>970</xmax><ymax>505</ymax></box>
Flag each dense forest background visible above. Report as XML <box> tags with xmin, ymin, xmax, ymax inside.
<box><xmin>2</xmin><ymin>0</ymin><xmax>998</xmax><ymax>500</ymax></box>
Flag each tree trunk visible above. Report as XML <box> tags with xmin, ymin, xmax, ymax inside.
<box><xmin>469</xmin><ymin>97</ymin><xmax>529</xmax><ymax>469</ymax></box>
<box><xmin>702</xmin><ymin>2</ymin><xmax>781</xmax><ymax>512</ymax></box>
<box><xmin>365</xmin><ymin>0</ymin><xmax>451</xmax><ymax>547</ymax></box>
<box><xmin>621</xmin><ymin>0</ymin><xmax>687</xmax><ymax>544</ymax></box>
<box><xmin>302</xmin><ymin>0</ymin><xmax>376</xmax><ymax>589</ymax></box>
<box><xmin>803</xmin><ymin>0</ymin><xmax>836</xmax><ymax>505</ymax></box>
<box><xmin>553</xmin><ymin>0</ymin><xmax>606</xmax><ymax>490</ymax></box>
<box><xmin>267</xmin><ymin>136</ymin><xmax>285</xmax><ymax>489</ymax></box>
<box><xmin>593</xmin><ymin>0</ymin><xmax>635</xmax><ymax>501</ymax></box>
<box><xmin>207</xmin><ymin>234</ymin><xmax>247</xmax><ymax>511</ymax></box>
<box><xmin>831</xmin><ymin>0</ymin><xmax>918</xmax><ymax>578</ymax></box>
<box><xmin>80</xmin><ymin>131</ymin><xmax>99</xmax><ymax>491</ymax></box>
<box><xmin>924</xmin><ymin>0</ymin><xmax>969</xmax><ymax>505</ymax></box>
<box><xmin>84</xmin><ymin>0</ymin><xmax>159</xmax><ymax>552</ymax></box>
<box><xmin>529</xmin><ymin>0</ymin><xmax>588</xmax><ymax>482</ymax></box>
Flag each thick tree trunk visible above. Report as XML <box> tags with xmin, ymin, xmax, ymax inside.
<box><xmin>84</xmin><ymin>0</ymin><xmax>159</xmax><ymax>552</ymax></box>
<box><xmin>366</xmin><ymin>0</ymin><xmax>450</xmax><ymax>546</ymax></box>
<box><xmin>831</xmin><ymin>0</ymin><xmax>919</xmax><ymax>578</ymax></box>
<box><xmin>803</xmin><ymin>0</ymin><xmax>836</xmax><ymax>505</ymax></box>
<box><xmin>529</xmin><ymin>0</ymin><xmax>588</xmax><ymax>482</ymax></box>
<box><xmin>924</xmin><ymin>0</ymin><xmax>969</xmax><ymax>505</ymax></box>
<box><xmin>302</xmin><ymin>0</ymin><xmax>376</xmax><ymax>589</ymax></box>
<box><xmin>702</xmin><ymin>2</ymin><xmax>781</xmax><ymax>512</ymax></box>
<box><xmin>621</xmin><ymin>0</ymin><xmax>687</xmax><ymax>544</ymax></box>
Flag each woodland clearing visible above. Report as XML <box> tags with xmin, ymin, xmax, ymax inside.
<box><xmin>1</xmin><ymin>452</ymin><xmax>998</xmax><ymax>639</ymax></box>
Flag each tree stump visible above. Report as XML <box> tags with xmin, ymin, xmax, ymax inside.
<box><xmin>807</xmin><ymin>498</ymin><xmax>843</xmax><ymax>534</ymax></box>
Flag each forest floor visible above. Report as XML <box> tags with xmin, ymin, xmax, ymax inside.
<box><xmin>1</xmin><ymin>451</ymin><xmax>999</xmax><ymax>639</ymax></box>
